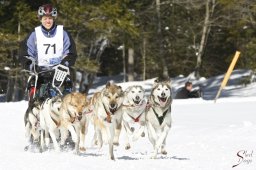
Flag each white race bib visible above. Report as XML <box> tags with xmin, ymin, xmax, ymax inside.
<box><xmin>35</xmin><ymin>25</ymin><xmax>64</xmax><ymax>66</ymax></box>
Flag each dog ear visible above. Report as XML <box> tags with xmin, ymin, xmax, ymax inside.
<box><xmin>106</xmin><ymin>81</ymin><xmax>111</xmax><ymax>88</ymax></box>
<box><xmin>154</xmin><ymin>78</ymin><xmax>159</xmax><ymax>83</ymax></box>
<box><xmin>117</xmin><ymin>86</ymin><xmax>124</xmax><ymax>97</ymax></box>
<box><xmin>164</xmin><ymin>79</ymin><xmax>172</xmax><ymax>86</ymax></box>
<box><xmin>153</xmin><ymin>78</ymin><xmax>159</xmax><ymax>88</ymax></box>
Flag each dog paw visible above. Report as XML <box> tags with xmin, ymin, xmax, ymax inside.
<box><xmin>110</xmin><ymin>156</ymin><xmax>115</xmax><ymax>161</ymax></box>
<box><xmin>113</xmin><ymin>142</ymin><xmax>119</xmax><ymax>146</ymax></box>
<box><xmin>24</xmin><ymin>146</ymin><xmax>29</xmax><ymax>151</ymax></box>
<box><xmin>79</xmin><ymin>147</ymin><xmax>86</xmax><ymax>152</ymax></box>
<box><xmin>161</xmin><ymin>150</ymin><xmax>167</xmax><ymax>155</ymax></box>
<box><xmin>141</xmin><ymin>132</ymin><xmax>145</xmax><ymax>137</ymax></box>
<box><xmin>125</xmin><ymin>145</ymin><xmax>131</xmax><ymax>150</ymax></box>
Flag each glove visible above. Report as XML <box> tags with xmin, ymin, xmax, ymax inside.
<box><xmin>61</xmin><ymin>60</ymin><xmax>69</xmax><ymax>67</ymax></box>
<box><xmin>22</xmin><ymin>56</ymin><xmax>35</xmax><ymax>70</ymax></box>
<box><xmin>61</xmin><ymin>55</ymin><xmax>75</xmax><ymax>66</ymax></box>
<box><xmin>31</xmin><ymin>64</ymin><xmax>41</xmax><ymax>72</ymax></box>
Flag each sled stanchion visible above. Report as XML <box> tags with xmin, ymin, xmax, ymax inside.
<box><xmin>52</xmin><ymin>64</ymin><xmax>70</xmax><ymax>96</ymax></box>
<box><xmin>34</xmin><ymin>75</ymin><xmax>38</xmax><ymax>99</ymax></box>
<box><xmin>214</xmin><ymin>51</ymin><xmax>241</xmax><ymax>103</ymax></box>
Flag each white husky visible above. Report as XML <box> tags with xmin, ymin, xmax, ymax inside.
<box><xmin>121</xmin><ymin>85</ymin><xmax>147</xmax><ymax>150</ymax></box>
<box><xmin>146</xmin><ymin>79</ymin><xmax>172</xmax><ymax>158</ymax></box>
<box><xmin>39</xmin><ymin>96</ymin><xmax>63</xmax><ymax>152</ymax></box>
<box><xmin>91</xmin><ymin>82</ymin><xmax>124</xmax><ymax>160</ymax></box>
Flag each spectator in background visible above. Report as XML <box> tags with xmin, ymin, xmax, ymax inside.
<box><xmin>175</xmin><ymin>81</ymin><xmax>201</xmax><ymax>99</ymax></box>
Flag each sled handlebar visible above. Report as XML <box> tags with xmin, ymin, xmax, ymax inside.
<box><xmin>23</xmin><ymin>60</ymin><xmax>70</xmax><ymax>98</ymax></box>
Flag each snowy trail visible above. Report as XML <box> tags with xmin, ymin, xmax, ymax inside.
<box><xmin>0</xmin><ymin>98</ymin><xmax>255</xmax><ymax>170</ymax></box>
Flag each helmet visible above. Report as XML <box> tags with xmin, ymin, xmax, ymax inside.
<box><xmin>38</xmin><ymin>4</ymin><xmax>57</xmax><ymax>19</ymax></box>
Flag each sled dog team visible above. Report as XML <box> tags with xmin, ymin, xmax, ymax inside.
<box><xmin>24</xmin><ymin>78</ymin><xmax>172</xmax><ymax>160</ymax></box>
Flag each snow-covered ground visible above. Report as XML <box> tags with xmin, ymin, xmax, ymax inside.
<box><xmin>0</xmin><ymin>70</ymin><xmax>255</xmax><ymax>170</ymax></box>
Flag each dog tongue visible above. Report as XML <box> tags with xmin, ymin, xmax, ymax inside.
<box><xmin>159</xmin><ymin>98</ymin><xmax>167</xmax><ymax>106</ymax></box>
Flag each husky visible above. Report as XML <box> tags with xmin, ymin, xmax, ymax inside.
<box><xmin>39</xmin><ymin>96</ymin><xmax>63</xmax><ymax>152</ymax></box>
<box><xmin>121</xmin><ymin>85</ymin><xmax>147</xmax><ymax>150</ymax></box>
<box><xmin>91</xmin><ymin>82</ymin><xmax>124</xmax><ymax>160</ymax></box>
<box><xmin>24</xmin><ymin>100</ymin><xmax>41</xmax><ymax>151</ymax></box>
<box><xmin>146</xmin><ymin>78</ymin><xmax>172</xmax><ymax>159</ymax></box>
<box><xmin>59</xmin><ymin>92</ymin><xmax>90</xmax><ymax>154</ymax></box>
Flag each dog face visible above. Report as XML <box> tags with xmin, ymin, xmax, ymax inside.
<box><xmin>152</xmin><ymin>80</ymin><xmax>172</xmax><ymax>107</ymax></box>
<box><xmin>50</xmin><ymin>96</ymin><xmax>62</xmax><ymax>114</ymax></box>
<box><xmin>102</xmin><ymin>82</ymin><xmax>124</xmax><ymax>114</ymax></box>
<box><xmin>64</xmin><ymin>92</ymin><xmax>89</xmax><ymax>120</ymax></box>
<box><xmin>125</xmin><ymin>85</ymin><xmax>145</xmax><ymax>105</ymax></box>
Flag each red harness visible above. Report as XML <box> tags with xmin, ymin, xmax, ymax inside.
<box><xmin>127</xmin><ymin>112</ymin><xmax>143</xmax><ymax>122</ymax></box>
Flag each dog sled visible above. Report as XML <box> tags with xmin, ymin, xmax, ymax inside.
<box><xmin>23</xmin><ymin>56</ymin><xmax>70</xmax><ymax>102</ymax></box>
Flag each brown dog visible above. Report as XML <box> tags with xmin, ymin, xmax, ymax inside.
<box><xmin>59</xmin><ymin>92</ymin><xmax>90</xmax><ymax>154</ymax></box>
<box><xmin>91</xmin><ymin>82</ymin><xmax>124</xmax><ymax>160</ymax></box>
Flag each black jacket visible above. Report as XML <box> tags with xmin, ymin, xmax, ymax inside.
<box><xmin>175</xmin><ymin>87</ymin><xmax>201</xmax><ymax>99</ymax></box>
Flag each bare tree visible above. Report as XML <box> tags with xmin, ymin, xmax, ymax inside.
<box><xmin>156</xmin><ymin>0</ymin><xmax>169</xmax><ymax>78</ymax></box>
<box><xmin>195</xmin><ymin>0</ymin><xmax>217</xmax><ymax>78</ymax></box>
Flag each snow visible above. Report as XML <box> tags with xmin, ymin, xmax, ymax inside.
<box><xmin>0</xmin><ymin>69</ymin><xmax>256</xmax><ymax>170</ymax></box>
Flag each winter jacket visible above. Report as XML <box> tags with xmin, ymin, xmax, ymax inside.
<box><xmin>175</xmin><ymin>87</ymin><xmax>201</xmax><ymax>99</ymax></box>
<box><xmin>19</xmin><ymin>24</ymin><xmax>77</xmax><ymax>70</ymax></box>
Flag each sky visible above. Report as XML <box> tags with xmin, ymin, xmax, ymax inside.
<box><xmin>0</xmin><ymin>69</ymin><xmax>255</xmax><ymax>170</ymax></box>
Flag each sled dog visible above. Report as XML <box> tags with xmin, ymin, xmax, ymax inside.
<box><xmin>39</xmin><ymin>96</ymin><xmax>62</xmax><ymax>152</ymax></box>
<box><xmin>24</xmin><ymin>100</ymin><xmax>41</xmax><ymax>151</ymax></box>
<box><xmin>92</xmin><ymin>82</ymin><xmax>124</xmax><ymax>160</ymax></box>
<box><xmin>146</xmin><ymin>78</ymin><xmax>172</xmax><ymax>158</ymax></box>
<box><xmin>59</xmin><ymin>92</ymin><xmax>90</xmax><ymax>154</ymax></box>
<box><xmin>121</xmin><ymin>85</ymin><xmax>147</xmax><ymax>150</ymax></box>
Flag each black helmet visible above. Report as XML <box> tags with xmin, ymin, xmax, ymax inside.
<box><xmin>38</xmin><ymin>4</ymin><xmax>57</xmax><ymax>19</ymax></box>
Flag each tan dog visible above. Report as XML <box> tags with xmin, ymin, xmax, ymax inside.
<box><xmin>91</xmin><ymin>82</ymin><xmax>124</xmax><ymax>160</ymax></box>
<box><xmin>59</xmin><ymin>92</ymin><xmax>90</xmax><ymax>154</ymax></box>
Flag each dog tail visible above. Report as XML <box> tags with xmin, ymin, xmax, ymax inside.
<box><xmin>24</xmin><ymin>107</ymin><xmax>31</xmax><ymax>126</ymax></box>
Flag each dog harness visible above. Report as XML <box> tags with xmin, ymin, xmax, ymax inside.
<box><xmin>147</xmin><ymin>98</ymin><xmax>171</xmax><ymax>125</ymax></box>
<box><xmin>152</xmin><ymin>108</ymin><xmax>169</xmax><ymax>125</ymax></box>
<box><xmin>127</xmin><ymin>112</ymin><xmax>143</xmax><ymax>122</ymax></box>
